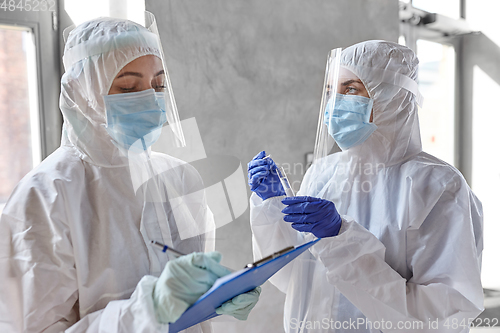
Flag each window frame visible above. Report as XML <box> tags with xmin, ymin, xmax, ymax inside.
<box><xmin>399</xmin><ymin>0</ymin><xmax>472</xmax><ymax>183</ymax></box>
<box><xmin>0</xmin><ymin>4</ymin><xmax>63</xmax><ymax>159</ymax></box>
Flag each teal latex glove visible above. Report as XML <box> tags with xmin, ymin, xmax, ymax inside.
<box><xmin>153</xmin><ymin>252</ymin><xmax>232</xmax><ymax>324</ymax></box>
<box><xmin>215</xmin><ymin>286</ymin><xmax>262</xmax><ymax>320</ymax></box>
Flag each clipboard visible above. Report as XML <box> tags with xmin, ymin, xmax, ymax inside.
<box><xmin>168</xmin><ymin>238</ymin><xmax>320</xmax><ymax>332</ymax></box>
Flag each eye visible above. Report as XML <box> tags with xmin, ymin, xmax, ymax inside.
<box><xmin>153</xmin><ymin>84</ymin><xmax>167</xmax><ymax>92</ymax></box>
<box><xmin>152</xmin><ymin>76</ymin><xmax>167</xmax><ymax>92</ymax></box>
<box><xmin>119</xmin><ymin>86</ymin><xmax>137</xmax><ymax>93</ymax></box>
<box><xmin>325</xmin><ymin>88</ymin><xmax>333</xmax><ymax>99</ymax></box>
<box><xmin>345</xmin><ymin>86</ymin><xmax>358</xmax><ymax>94</ymax></box>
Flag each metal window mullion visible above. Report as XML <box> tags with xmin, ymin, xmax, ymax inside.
<box><xmin>454</xmin><ymin>35</ymin><xmax>473</xmax><ymax>185</ymax></box>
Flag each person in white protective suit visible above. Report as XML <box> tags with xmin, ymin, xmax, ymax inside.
<box><xmin>0</xmin><ymin>13</ymin><xmax>259</xmax><ymax>333</ymax></box>
<box><xmin>247</xmin><ymin>40</ymin><xmax>483</xmax><ymax>333</ymax></box>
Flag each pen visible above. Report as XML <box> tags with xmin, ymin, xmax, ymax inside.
<box><xmin>152</xmin><ymin>240</ymin><xmax>237</xmax><ymax>273</ymax></box>
<box><xmin>151</xmin><ymin>240</ymin><xmax>187</xmax><ymax>257</ymax></box>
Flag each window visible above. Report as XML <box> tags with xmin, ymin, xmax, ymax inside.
<box><xmin>467</xmin><ymin>0</ymin><xmax>500</xmax><ymax>294</ymax></box>
<box><xmin>412</xmin><ymin>0</ymin><xmax>461</xmax><ymax>19</ymax></box>
<box><xmin>0</xmin><ymin>25</ymin><xmax>40</xmax><ymax>213</ymax></box>
<box><xmin>401</xmin><ymin>0</ymin><xmax>500</xmax><ymax>323</ymax></box>
<box><xmin>416</xmin><ymin>40</ymin><xmax>455</xmax><ymax>166</ymax></box>
<box><xmin>472</xmin><ymin>68</ymin><xmax>500</xmax><ymax>291</ymax></box>
<box><xmin>64</xmin><ymin>0</ymin><xmax>145</xmax><ymax>26</ymax></box>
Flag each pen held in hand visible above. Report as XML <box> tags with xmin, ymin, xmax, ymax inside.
<box><xmin>150</xmin><ymin>240</ymin><xmax>187</xmax><ymax>257</ymax></box>
<box><xmin>151</xmin><ymin>240</ymin><xmax>236</xmax><ymax>272</ymax></box>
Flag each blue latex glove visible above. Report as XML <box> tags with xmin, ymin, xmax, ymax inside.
<box><xmin>153</xmin><ymin>252</ymin><xmax>232</xmax><ymax>324</ymax></box>
<box><xmin>215</xmin><ymin>286</ymin><xmax>262</xmax><ymax>320</ymax></box>
<box><xmin>281</xmin><ymin>196</ymin><xmax>342</xmax><ymax>238</ymax></box>
<box><xmin>247</xmin><ymin>151</ymin><xmax>285</xmax><ymax>200</ymax></box>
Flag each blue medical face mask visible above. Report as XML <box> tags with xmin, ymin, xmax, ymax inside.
<box><xmin>324</xmin><ymin>93</ymin><xmax>377</xmax><ymax>151</ymax></box>
<box><xmin>103</xmin><ymin>89</ymin><xmax>167</xmax><ymax>151</ymax></box>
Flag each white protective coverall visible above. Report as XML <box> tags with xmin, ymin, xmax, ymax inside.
<box><xmin>0</xmin><ymin>18</ymin><xmax>215</xmax><ymax>332</ymax></box>
<box><xmin>250</xmin><ymin>41</ymin><xmax>484</xmax><ymax>333</ymax></box>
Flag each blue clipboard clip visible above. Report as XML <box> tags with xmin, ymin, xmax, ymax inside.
<box><xmin>244</xmin><ymin>246</ymin><xmax>295</xmax><ymax>268</ymax></box>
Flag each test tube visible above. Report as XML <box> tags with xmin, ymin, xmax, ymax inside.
<box><xmin>277</xmin><ymin>166</ymin><xmax>295</xmax><ymax>197</ymax></box>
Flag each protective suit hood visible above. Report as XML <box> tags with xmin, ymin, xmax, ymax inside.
<box><xmin>60</xmin><ymin>17</ymin><xmax>162</xmax><ymax>167</ymax></box>
<box><xmin>338</xmin><ymin>40</ymin><xmax>423</xmax><ymax>166</ymax></box>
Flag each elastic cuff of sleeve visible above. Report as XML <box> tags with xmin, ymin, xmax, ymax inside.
<box><xmin>266</xmin><ymin>195</ymin><xmax>286</xmax><ymax>202</ymax></box>
<box><xmin>338</xmin><ymin>217</ymin><xmax>349</xmax><ymax>235</ymax></box>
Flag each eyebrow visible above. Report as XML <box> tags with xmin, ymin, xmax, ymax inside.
<box><xmin>341</xmin><ymin>79</ymin><xmax>363</xmax><ymax>86</ymax></box>
<box><xmin>116</xmin><ymin>69</ymin><xmax>165</xmax><ymax>79</ymax></box>
<box><xmin>116</xmin><ymin>71</ymin><xmax>142</xmax><ymax>79</ymax></box>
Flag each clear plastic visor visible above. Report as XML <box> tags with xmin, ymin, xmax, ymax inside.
<box><xmin>313</xmin><ymin>48</ymin><xmax>342</xmax><ymax>164</ymax></box>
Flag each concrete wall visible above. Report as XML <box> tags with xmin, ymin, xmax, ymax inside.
<box><xmin>145</xmin><ymin>1</ymin><xmax>399</xmax><ymax>331</ymax></box>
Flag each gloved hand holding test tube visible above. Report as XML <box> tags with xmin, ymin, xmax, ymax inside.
<box><xmin>248</xmin><ymin>152</ymin><xmax>294</xmax><ymax>200</ymax></box>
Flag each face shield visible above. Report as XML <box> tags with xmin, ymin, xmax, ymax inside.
<box><xmin>314</xmin><ymin>48</ymin><xmax>376</xmax><ymax>163</ymax></box>
<box><xmin>312</xmin><ymin>42</ymin><xmax>425</xmax><ymax>166</ymax></box>
<box><xmin>103</xmin><ymin>12</ymin><xmax>185</xmax><ymax>154</ymax></box>
<box><xmin>62</xmin><ymin>11</ymin><xmax>185</xmax><ymax>159</ymax></box>
<box><xmin>313</xmin><ymin>48</ymin><xmax>340</xmax><ymax>163</ymax></box>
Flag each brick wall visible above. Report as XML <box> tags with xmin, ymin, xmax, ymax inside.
<box><xmin>0</xmin><ymin>28</ymin><xmax>33</xmax><ymax>203</ymax></box>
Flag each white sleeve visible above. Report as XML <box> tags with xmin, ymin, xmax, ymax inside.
<box><xmin>65</xmin><ymin>276</ymin><xmax>168</xmax><ymax>333</ymax></box>
<box><xmin>310</xmin><ymin>178</ymin><xmax>483</xmax><ymax>333</ymax></box>
<box><xmin>0</xmin><ymin>187</ymin><xmax>167</xmax><ymax>333</ymax></box>
<box><xmin>250</xmin><ymin>193</ymin><xmax>306</xmax><ymax>293</ymax></box>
